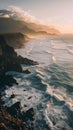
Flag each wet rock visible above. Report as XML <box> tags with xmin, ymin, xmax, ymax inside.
<box><xmin>0</xmin><ymin>34</ymin><xmax>37</xmax><ymax>130</ymax></box>
<box><xmin>23</xmin><ymin>69</ymin><xmax>31</xmax><ymax>74</ymax></box>
<box><xmin>0</xmin><ymin>75</ymin><xmax>18</xmax><ymax>86</ymax></box>
<box><xmin>23</xmin><ymin>90</ymin><xmax>26</xmax><ymax>91</ymax></box>
<box><xmin>28</xmin><ymin>96</ymin><xmax>32</xmax><ymax>100</ymax></box>
<box><xmin>24</xmin><ymin>105</ymin><xmax>27</xmax><ymax>108</ymax></box>
<box><xmin>6</xmin><ymin>103</ymin><xmax>35</xmax><ymax>129</ymax></box>
<box><xmin>22</xmin><ymin>108</ymin><xmax>35</xmax><ymax>121</ymax></box>
<box><xmin>0</xmin><ymin>108</ymin><xmax>28</xmax><ymax>130</ymax></box>
<box><xmin>7</xmin><ymin>102</ymin><xmax>21</xmax><ymax>117</ymax></box>
<box><xmin>0</xmin><ymin>95</ymin><xmax>5</xmax><ymax>108</ymax></box>
<box><xmin>17</xmin><ymin>55</ymin><xmax>38</xmax><ymax>65</ymax></box>
<box><xmin>0</xmin><ymin>123</ymin><xmax>8</xmax><ymax>130</ymax></box>
<box><xmin>26</xmin><ymin>108</ymin><xmax>35</xmax><ymax>120</ymax></box>
<box><xmin>10</xmin><ymin>94</ymin><xmax>16</xmax><ymax>99</ymax></box>
<box><xmin>5</xmin><ymin>60</ymin><xmax>23</xmax><ymax>72</ymax></box>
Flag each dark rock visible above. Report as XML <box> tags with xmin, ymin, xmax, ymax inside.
<box><xmin>0</xmin><ymin>108</ymin><xmax>28</xmax><ymax>130</ymax></box>
<box><xmin>7</xmin><ymin>102</ymin><xmax>21</xmax><ymax>117</ymax></box>
<box><xmin>10</xmin><ymin>94</ymin><xmax>16</xmax><ymax>99</ymax></box>
<box><xmin>0</xmin><ymin>35</ymin><xmax>22</xmax><ymax>75</ymax></box>
<box><xmin>17</xmin><ymin>55</ymin><xmax>38</xmax><ymax>65</ymax></box>
<box><xmin>0</xmin><ymin>34</ymin><xmax>37</xmax><ymax>130</ymax></box>
<box><xmin>0</xmin><ymin>75</ymin><xmax>17</xmax><ymax>86</ymax></box>
<box><xmin>26</xmin><ymin>108</ymin><xmax>35</xmax><ymax>120</ymax></box>
<box><xmin>24</xmin><ymin>105</ymin><xmax>27</xmax><ymax>107</ymax></box>
<box><xmin>28</xmin><ymin>96</ymin><xmax>32</xmax><ymax>100</ymax></box>
<box><xmin>0</xmin><ymin>34</ymin><xmax>38</xmax><ymax>87</ymax></box>
<box><xmin>23</xmin><ymin>69</ymin><xmax>31</xmax><ymax>74</ymax></box>
<box><xmin>0</xmin><ymin>123</ymin><xmax>8</xmax><ymax>130</ymax></box>
<box><xmin>22</xmin><ymin>108</ymin><xmax>35</xmax><ymax>121</ymax></box>
<box><xmin>0</xmin><ymin>32</ymin><xmax>29</xmax><ymax>49</ymax></box>
<box><xmin>0</xmin><ymin>35</ymin><xmax>17</xmax><ymax>57</ymax></box>
<box><xmin>5</xmin><ymin>60</ymin><xmax>23</xmax><ymax>72</ymax></box>
<box><xmin>23</xmin><ymin>90</ymin><xmax>26</xmax><ymax>91</ymax></box>
<box><xmin>0</xmin><ymin>95</ymin><xmax>5</xmax><ymax>108</ymax></box>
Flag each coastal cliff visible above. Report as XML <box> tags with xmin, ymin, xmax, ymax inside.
<box><xmin>0</xmin><ymin>34</ymin><xmax>37</xmax><ymax>130</ymax></box>
<box><xmin>0</xmin><ymin>32</ymin><xmax>29</xmax><ymax>48</ymax></box>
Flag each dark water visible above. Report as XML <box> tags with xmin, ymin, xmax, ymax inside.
<box><xmin>3</xmin><ymin>35</ymin><xmax>73</xmax><ymax>130</ymax></box>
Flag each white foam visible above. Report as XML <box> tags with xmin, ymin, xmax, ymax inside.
<box><xmin>3</xmin><ymin>85</ymin><xmax>42</xmax><ymax>111</ymax></box>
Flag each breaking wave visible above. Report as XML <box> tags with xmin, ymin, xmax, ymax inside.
<box><xmin>2</xmin><ymin>36</ymin><xmax>73</xmax><ymax>130</ymax></box>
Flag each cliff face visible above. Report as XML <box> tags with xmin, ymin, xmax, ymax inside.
<box><xmin>0</xmin><ymin>35</ymin><xmax>17</xmax><ymax>57</ymax></box>
<box><xmin>0</xmin><ymin>32</ymin><xmax>29</xmax><ymax>49</ymax></box>
<box><xmin>0</xmin><ymin>34</ymin><xmax>38</xmax><ymax>82</ymax></box>
<box><xmin>0</xmin><ymin>35</ymin><xmax>37</xmax><ymax>130</ymax></box>
<box><xmin>0</xmin><ymin>35</ymin><xmax>22</xmax><ymax>83</ymax></box>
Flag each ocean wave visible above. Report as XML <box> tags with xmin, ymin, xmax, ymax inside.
<box><xmin>67</xmin><ymin>46</ymin><xmax>73</xmax><ymax>55</ymax></box>
<box><xmin>1</xmin><ymin>36</ymin><xmax>73</xmax><ymax>130</ymax></box>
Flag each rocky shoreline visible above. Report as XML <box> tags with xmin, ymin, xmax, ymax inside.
<box><xmin>0</xmin><ymin>35</ymin><xmax>38</xmax><ymax>130</ymax></box>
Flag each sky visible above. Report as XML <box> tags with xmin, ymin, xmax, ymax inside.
<box><xmin>0</xmin><ymin>0</ymin><xmax>73</xmax><ymax>33</ymax></box>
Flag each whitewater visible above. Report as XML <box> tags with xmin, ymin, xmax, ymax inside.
<box><xmin>2</xmin><ymin>35</ymin><xmax>73</xmax><ymax>130</ymax></box>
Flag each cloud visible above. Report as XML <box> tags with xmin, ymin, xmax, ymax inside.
<box><xmin>0</xmin><ymin>6</ymin><xmax>60</xmax><ymax>35</ymax></box>
<box><xmin>0</xmin><ymin>14</ymin><xmax>9</xmax><ymax>18</ymax></box>
<box><xmin>0</xmin><ymin>6</ymin><xmax>40</xmax><ymax>23</ymax></box>
<box><xmin>0</xmin><ymin>6</ymin><xmax>47</xmax><ymax>26</ymax></box>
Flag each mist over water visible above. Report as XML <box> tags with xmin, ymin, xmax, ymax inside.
<box><xmin>0</xmin><ymin>6</ymin><xmax>60</xmax><ymax>35</ymax></box>
<box><xmin>2</xmin><ymin>35</ymin><xmax>73</xmax><ymax>130</ymax></box>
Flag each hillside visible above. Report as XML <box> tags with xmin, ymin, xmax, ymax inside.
<box><xmin>0</xmin><ymin>32</ymin><xmax>29</xmax><ymax>48</ymax></box>
<box><xmin>0</xmin><ymin>17</ymin><xmax>60</xmax><ymax>37</ymax></box>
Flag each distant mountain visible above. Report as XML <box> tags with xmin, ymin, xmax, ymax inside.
<box><xmin>0</xmin><ymin>6</ymin><xmax>60</xmax><ymax>37</ymax></box>
<box><xmin>0</xmin><ymin>17</ymin><xmax>60</xmax><ymax>37</ymax></box>
<box><xmin>0</xmin><ymin>7</ymin><xmax>60</xmax><ymax>49</ymax></box>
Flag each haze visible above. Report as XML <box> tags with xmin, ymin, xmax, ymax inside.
<box><xmin>0</xmin><ymin>0</ymin><xmax>73</xmax><ymax>34</ymax></box>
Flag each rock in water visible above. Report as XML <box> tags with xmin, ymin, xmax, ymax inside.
<box><xmin>7</xmin><ymin>102</ymin><xmax>21</xmax><ymax>117</ymax></box>
<box><xmin>0</xmin><ymin>108</ymin><xmax>28</xmax><ymax>130</ymax></box>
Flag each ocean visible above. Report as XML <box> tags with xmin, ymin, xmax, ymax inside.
<box><xmin>2</xmin><ymin>35</ymin><xmax>73</xmax><ymax>130</ymax></box>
